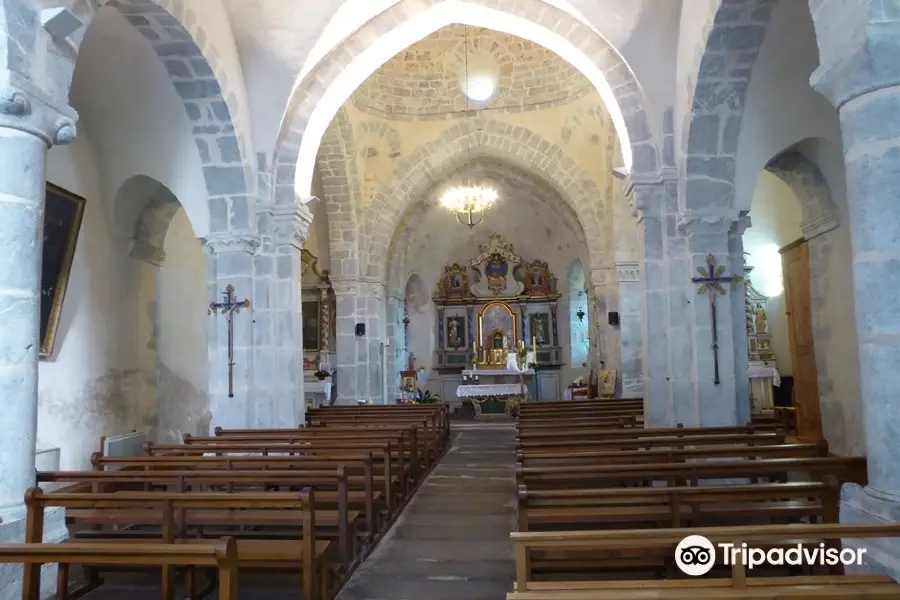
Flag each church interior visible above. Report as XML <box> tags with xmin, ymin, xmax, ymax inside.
<box><xmin>0</xmin><ymin>0</ymin><xmax>898</xmax><ymax>597</ymax></box>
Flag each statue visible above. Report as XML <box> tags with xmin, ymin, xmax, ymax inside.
<box><xmin>754</xmin><ymin>303</ymin><xmax>768</xmax><ymax>334</ymax></box>
<box><xmin>448</xmin><ymin>319</ymin><xmax>461</xmax><ymax>347</ymax></box>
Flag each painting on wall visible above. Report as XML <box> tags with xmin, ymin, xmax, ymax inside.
<box><xmin>531</xmin><ymin>313</ymin><xmax>550</xmax><ymax>346</ymax></box>
<box><xmin>302</xmin><ymin>300</ymin><xmax>321</xmax><ymax>351</ymax></box>
<box><xmin>40</xmin><ymin>182</ymin><xmax>87</xmax><ymax>358</ymax></box>
<box><xmin>445</xmin><ymin>316</ymin><xmax>466</xmax><ymax>349</ymax></box>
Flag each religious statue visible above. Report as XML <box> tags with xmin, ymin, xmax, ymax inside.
<box><xmin>755</xmin><ymin>303</ymin><xmax>768</xmax><ymax>334</ymax></box>
<box><xmin>447</xmin><ymin>317</ymin><xmax>463</xmax><ymax>348</ymax></box>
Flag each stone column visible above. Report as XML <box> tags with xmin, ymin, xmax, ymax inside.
<box><xmin>728</xmin><ymin>215</ymin><xmax>751</xmax><ymax>425</ymax></box>
<box><xmin>386</xmin><ymin>292</ymin><xmax>405</xmax><ymax>400</ymax></box>
<box><xmin>331</xmin><ymin>278</ymin><xmax>360</xmax><ymax>404</ymax></box>
<box><xmin>614</xmin><ymin>261</ymin><xmax>643</xmax><ymax>398</ymax></box>
<box><xmin>678</xmin><ymin>216</ymin><xmax>742</xmax><ymax>427</ymax></box>
<box><xmin>272</xmin><ymin>201</ymin><xmax>313</xmax><ymax>425</ymax></box>
<box><xmin>359</xmin><ymin>280</ymin><xmax>387</xmax><ymax>404</ymax></box>
<box><xmin>0</xmin><ymin>82</ymin><xmax>76</xmax><ymax>519</ymax></box>
<box><xmin>0</xmin><ymin>79</ymin><xmax>77</xmax><ymax>598</ymax></box>
<box><xmin>809</xmin><ymin>0</ymin><xmax>900</xmax><ymax>575</ymax></box>
<box><xmin>202</xmin><ymin>232</ymin><xmax>259</xmax><ymax>430</ymax></box>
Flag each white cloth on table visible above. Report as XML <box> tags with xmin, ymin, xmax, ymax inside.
<box><xmin>457</xmin><ymin>384</ymin><xmax>528</xmax><ymax>398</ymax></box>
<box><xmin>747</xmin><ymin>365</ymin><xmax>781</xmax><ymax>387</ymax></box>
<box><xmin>462</xmin><ymin>368</ymin><xmax>534</xmax><ymax>376</ymax></box>
<box><xmin>304</xmin><ymin>380</ymin><xmax>333</xmax><ymax>405</ymax></box>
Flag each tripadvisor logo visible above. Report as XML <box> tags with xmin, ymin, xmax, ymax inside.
<box><xmin>675</xmin><ymin>534</ymin><xmax>867</xmax><ymax>577</ymax></box>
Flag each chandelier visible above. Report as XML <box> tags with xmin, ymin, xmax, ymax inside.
<box><xmin>440</xmin><ymin>183</ymin><xmax>498</xmax><ymax>228</ymax></box>
<box><xmin>440</xmin><ymin>25</ymin><xmax>498</xmax><ymax>228</ymax></box>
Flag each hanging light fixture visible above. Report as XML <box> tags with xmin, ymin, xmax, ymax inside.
<box><xmin>439</xmin><ymin>26</ymin><xmax>498</xmax><ymax>228</ymax></box>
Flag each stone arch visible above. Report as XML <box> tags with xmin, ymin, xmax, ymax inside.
<box><xmin>316</xmin><ymin>107</ymin><xmax>362</xmax><ymax>278</ymax></box>
<box><xmin>116</xmin><ymin>175</ymin><xmax>183</xmax><ymax>265</ymax></box>
<box><xmin>356</xmin><ymin>120</ymin><xmax>402</xmax><ymax>217</ymax></box>
<box><xmin>272</xmin><ymin>0</ymin><xmax>660</xmax><ymax>208</ymax></box>
<box><xmin>560</xmin><ymin>104</ymin><xmax>609</xmax><ymax>145</ymax></box>
<box><xmin>681</xmin><ymin>0</ymin><xmax>777</xmax><ymax>213</ymax></box>
<box><xmin>66</xmin><ymin>0</ymin><xmax>255</xmax><ymax>234</ymax></box>
<box><xmin>764</xmin><ymin>147</ymin><xmax>838</xmax><ymax>240</ymax></box>
<box><xmin>366</xmin><ymin>118</ymin><xmax>606</xmax><ymax>281</ymax></box>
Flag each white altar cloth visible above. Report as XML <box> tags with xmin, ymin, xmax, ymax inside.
<box><xmin>462</xmin><ymin>369</ymin><xmax>534</xmax><ymax>377</ymax></box>
<box><xmin>457</xmin><ymin>384</ymin><xmax>529</xmax><ymax>398</ymax></box>
<box><xmin>748</xmin><ymin>365</ymin><xmax>781</xmax><ymax>386</ymax></box>
<box><xmin>304</xmin><ymin>380</ymin><xmax>333</xmax><ymax>406</ymax></box>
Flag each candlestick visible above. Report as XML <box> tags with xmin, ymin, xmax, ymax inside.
<box><xmin>532</xmin><ymin>336</ymin><xmax>536</xmax><ymax>348</ymax></box>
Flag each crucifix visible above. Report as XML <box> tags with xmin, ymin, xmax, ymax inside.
<box><xmin>208</xmin><ymin>284</ymin><xmax>251</xmax><ymax>398</ymax></box>
<box><xmin>692</xmin><ymin>254</ymin><xmax>742</xmax><ymax>385</ymax></box>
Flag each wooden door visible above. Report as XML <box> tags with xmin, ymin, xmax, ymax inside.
<box><xmin>780</xmin><ymin>240</ymin><xmax>823</xmax><ymax>441</ymax></box>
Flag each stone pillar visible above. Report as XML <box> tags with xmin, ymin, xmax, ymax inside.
<box><xmin>272</xmin><ymin>201</ymin><xmax>313</xmax><ymax>425</ymax></box>
<box><xmin>203</xmin><ymin>232</ymin><xmax>259</xmax><ymax>430</ymax></box>
<box><xmin>0</xmin><ymin>78</ymin><xmax>78</xmax><ymax>597</ymax></box>
<box><xmin>332</xmin><ymin>279</ymin><xmax>359</xmax><ymax>404</ymax></box>
<box><xmin>809</xmin><ymin>0</ymin><xmax>900</xmax><ymax>576</ymax></box>
<box><xmin>386</xmin><ymin>292</ymin><xmax>405</xmax><ymax>400</ymax></box>
<box><xmin>614</xmin><ymin>261</ymin><xmax>643</xmax><ymax>398</ymax></box>
<box><xmin>679</xmin><ymin>216</ymin><xmax>742</xmax><ymax>427</ymax></box>
<box><xmin>0</xmin><ymin>83</ymin><xmax>76</xmax><ymax>518</ymax></box>
<box><xmin>728</xmin><ymin>215</ymin><xmax>751</xmax><ymax>425</ymax></box>
<box><xmin>359</xmin><ymin>280</ymin><xmax>387</xmax><ymax>404</ymax></box>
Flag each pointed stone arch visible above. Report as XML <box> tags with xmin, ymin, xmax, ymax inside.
<box><xmin>681</xmin><ymin>0</ymin><xmax>777</xmax><ymax>213</ymax></box>
<box><xmin>365</xmin><ymin>118</ymin><xmax>607</xmax><ymax>281</ymax></box>
<box><xmin>764</xmin><ymin>148</ymin><xmax>838</xmax><ymax>240</ymax></box>
<box><xmin>272</xmin><ymin>0</ymin><xmax>660</xmax><ymax>211</ymax></box>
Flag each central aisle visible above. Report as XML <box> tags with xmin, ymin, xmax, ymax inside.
<box><xmin>338</xmin><ymin>421</ymin><xmax>517</xmax><ymax>600</ymax></box>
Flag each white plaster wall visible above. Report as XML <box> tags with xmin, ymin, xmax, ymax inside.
<box><xmin>38</xmin><ymin>133</ymin><xmax>156</xmax><ymax>470</ymax></box>
<box><xmin>734</xmin><ymin>0</ymin><xmax>843</xmax><ymax>211</ymax></box>
<box><xmin>71</xmin><ymin>8</ymin><xmax>210</xmax><ymax>237</ymax></box>
<box><xmin>745</xmin><ymin>171</ymin><xmax>802</xmax><ymax>375</ymax></box>
<box><xmin>156</xmin><ymin>211</ymin><xmax>209</xmax><ymax>441</ymax></box>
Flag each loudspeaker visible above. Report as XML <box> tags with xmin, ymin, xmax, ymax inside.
<box><xmin>608</xmin><ymin>311</ymin><xmax>620</xmax><ymax>326</ymax></box>
<box><xmin>355</xmin><ymin>323</ymin><xmax>366</xmax><ymax>336</ymax></box>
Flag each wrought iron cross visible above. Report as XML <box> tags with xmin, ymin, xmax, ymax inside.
<box><xmin>692</xmin><ymin>254</ymin><xmax>742</xmax><ymax>385</ymax></box>
<box><xmin>208</xmin><ymin>284</ymin><xmax>251</xmax><ymax>398</ymax></box>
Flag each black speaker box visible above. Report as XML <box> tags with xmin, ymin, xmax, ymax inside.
<box><xmin>355</xmin><ymin>323</ymin><xmax>366</xmax><ymax>336</ymax></box>
<box><xmin>608</xmin><ymin>311</ymin><xmax>620</xmax><ymax>326</ymax></box>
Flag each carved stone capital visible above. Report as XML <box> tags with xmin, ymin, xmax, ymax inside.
<box><xmin>729</xmin><ymin>212</ymin><xmax>752</xmax><ymax>237</ymax></box>
<box><xmin>0</xmin><ymin>73</ymin><xmax>78</xmax><ymax>146</ymax></box>
<box><xmin>330</xmin><ymin>278</ymin><xmax>359</xmax><ymax>296</ymax></box>
<box><xmin>801</xmin><ymin>211</ymin><xmax>839</xmax><ymax>240</ymax></box>
<box><xmin>614</xmin><ymin>261</ymin><xmax>640</xmax><ymax>283</ymax></box>
<box><xmin>272</xmin><ymin>200</ymin><xmax>313</xmax><ymax>249</ymax></box>
<box><xmin>202</xmin><ymin>231</ymin><xmax>260</xmax><ymax>255</ymax></box>
<box><xmin>676</xmin><ymin>212</ymin><xmax>736</xmax><ymax>237</ymax></box>
<box><xmin>359</xmin><ymin>279</ymin><xmax>386</xmax><ymax>299</ymax></box>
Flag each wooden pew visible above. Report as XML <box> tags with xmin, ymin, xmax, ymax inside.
<box><xmin>0</xmin><ymin>538</ymin><xmax>238</xmax><ymax>600</ymax></box>
<box><xmin>516</xmin><ymin>432</ymin><xmax>788</xmax><ymax>454</ymax></box>
<box><xmin>516</xmin><ymin>424</ymin><xmax>781</xmax><ymax>445</ymax></box>
<box><xmin>508</xmin><ymin>523</ymin><xmax>900</xmax><ymax>598</ymax></box>
<box><xmin>516</xmin><ymin>441</ymin><xmax>830</xmax><ymax>468</ymax></box>
<box><xmin>517</xmin><ymin>479</ymin><xmax>840</xmax><ymax>533</ymax></box>
<box><xmin>25</xmin><ymin>487</ymin><xmax>326</xmax><ymax>600</ymax></box>
<box><xmin>515</xmin><ymin>456</ymin><xmax>868</xmax><ymax>489</ymax></box>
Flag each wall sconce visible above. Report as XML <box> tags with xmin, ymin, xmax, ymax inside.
<box><xmin>576</xmin><ymin>308</ymin><xmax>585</xmax><ymax>322</ymax></box>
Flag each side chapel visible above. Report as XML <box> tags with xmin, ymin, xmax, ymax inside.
<box><xmin>429</xmin><ymin>234</ymin><xmax>565</xmax><ymax>407</ymax></box>
<box><xmin>300</xmin><ymin>250</ymin><xmax>336</xmax><ymax>406</ymax></box>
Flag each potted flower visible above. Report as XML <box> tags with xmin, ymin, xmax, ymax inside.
<box><xmin>314</xmin><ymin>369</ymin><xmax>331</xmax><ymax>381</ymax></box>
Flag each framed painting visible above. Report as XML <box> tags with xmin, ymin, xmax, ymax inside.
<box><xmin>302</xmin><ymin>299</ymin><xmax>321</xmax><ymax>351</ymax></box>
<box><xmin>40</xmin><ymin>182</ymin><xmax>86</xmax><ymax>358</ymax></box>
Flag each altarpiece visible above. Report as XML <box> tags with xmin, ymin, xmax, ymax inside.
<box><xmin>301</xmin><ymin>250</ymin><xmax>336</xmax><ymax>407</ymax></box>
<box><xmin>431</xmin><ymin>233</ymin><xmax>564</xmax><ymax>413</ymax></box>
<box><xmin>744</xmin><ymin>264</ymin><xmax>779</xmax><ymax>414</ymax></box>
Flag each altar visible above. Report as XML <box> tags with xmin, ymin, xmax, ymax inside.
<box><xmin>431</xmin><ymin>233</ymin><xmax>564</xmax><ymax>406</ymax></box>
<box><xmin>744</xmin><ymin>264</ymin><xmax>780</xmax><ymax>415</ymax></box>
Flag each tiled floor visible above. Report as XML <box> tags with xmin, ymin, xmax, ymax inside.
<box><xmin>76</xmin><ymin>422</ymin><xmax>517</xmax><ymax>600</ymax></box>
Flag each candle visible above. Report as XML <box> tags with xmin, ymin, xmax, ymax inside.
<box><xmin>532</xmin><ymin>336</ymin><xmax>536</xmax><ymax>348</ymax></box>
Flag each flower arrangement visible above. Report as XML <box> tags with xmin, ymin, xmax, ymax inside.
<box><xmin>314</xmin><ymin>369</ymin><xmax>332</xmax><ymax>381</ymax></box>
<box><xmin>569</xmin><ymin>376</ymin><xmax>585</xmax><ymax>388</ymax></box>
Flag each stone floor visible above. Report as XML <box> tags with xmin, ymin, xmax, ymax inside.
<box><xmin>71</xmin><ymin>422</ymin><xmax>516</xmax><ymax>599</ymax></box>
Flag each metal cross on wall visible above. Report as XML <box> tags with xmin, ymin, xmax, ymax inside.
<box><xmin>691</xmin><ymin>254</ymin><xmax>742</xmax><ymax>385</ymax></box>
<box><xmin>208</xmin><ymin>284</ymin><xmax>251</xmax><ymax>398</ymax></box>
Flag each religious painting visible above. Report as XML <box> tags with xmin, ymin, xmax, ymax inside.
<box><xmin>302</xmin><ymin>300</ymin><xmax>321</xmax><ymax>351</ymax></box>
<box><xmin>438</xmin><ymin>264</ymin><xmax>469</xmax><ymax>299</ymax></box>
<box><xmin>40</xmin><ymin>182</ymin><xmax>86</xmax><ymax>358</ymax></box>
<box><xmin>524</xmin><ymin>260</ymin><xmax>551</xmax><ymax>296</ymax></box>
<box><xmin>445</xmin><ymin>316</ymin><xmax>466</xmax><ymax>349</ymax></box>
<box><xmin>484</xmin><ymin>253</ymin><xmax>509</xmax><ymax>295</ymax></box>
<box><xmin>478</xmin><ymin>301</ymin><xmax>517</xmax><ymax>350</ymax></box>
<box><xmin>400</xmin><ymin>370</ymin><xmax>417</xmax><ymax>394</ymax></box>
<box><xmin>530</xmin><ymin>313</ymin><xmax>550</xmax><ymax>347</ymax></box>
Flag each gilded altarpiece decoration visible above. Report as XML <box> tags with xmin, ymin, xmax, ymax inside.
<box><xmin>301</xmin><ymin>250</ymin><xmax>336</xmax><ymax>374</ymax></box>
<box><xmin>431</xmin><ymin>233</ymin><xmax>565</xmax><ymax>404</ymax></box>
